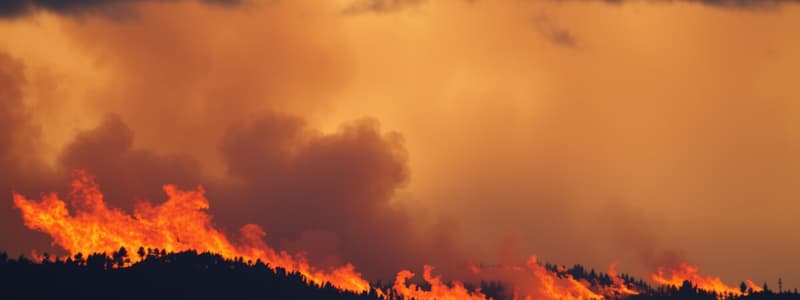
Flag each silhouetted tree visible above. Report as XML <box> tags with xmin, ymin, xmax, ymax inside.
<box><xmin>112</xmin><ymin>247</ymin><xmax>128</xmax><ymax>267</ymax></box>
<box><xmin>1</xmin><ymin>249</ymin><xmax>390</xmax><ymax>300</ymax></box>
<box><xmin>679</xmin><ymin>280</ymin><xmax>695</xmax><ymax>295</ymax></box>
<box><xmin>3</xmin><ymin>248</ymin><xmax>799</xmax><ymax>300</ymax></box>
<box><xmin>73</xmin><ymin>252</ymin><xmax>84</xmax><ymax>266</ymax></box>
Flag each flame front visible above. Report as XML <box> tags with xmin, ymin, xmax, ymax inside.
<box><xmin>651</xmin><ymin>262</ymin><xmax>762</xmax><ymax>296</ymax></box>
<box><xmin>11</xmin><ymin>170</ymin><xmax>771</xmax><ymax>299</ymax></box>
<box><xmin>12</xmin><ymin>170</ymin><xmax>370</xmax><ymax>293</ymax></box>
<box><xmin>465</xmin><ymin>256</ymin><xmax>607</xmax><ymax>300</ymax></box>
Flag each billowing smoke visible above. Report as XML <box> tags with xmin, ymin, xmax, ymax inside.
<box><xmin>0</xmin><ymin>0</ymin><xmax>430</xmax><ymax>279</ymax></box>
<box><xmin>0</xmin><ymin>47</ymin><xmax>427</xmax><ymax>278</ymax></box>
<box><xmin>1</xmin><ymin>0</ymin><xmax>800</xmax><ymax>289</ymax></box>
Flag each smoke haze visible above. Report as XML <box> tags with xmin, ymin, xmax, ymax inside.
<box><xmin>1</xmin><ymin>0</ymin><xmax>799</xmax><ymax>288</ymax></box>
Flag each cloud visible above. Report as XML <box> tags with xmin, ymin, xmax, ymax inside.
<box><xmin>50</xmin><ymin>0</ymin><xmax>353</xmax><ymax>173</ymax></box>
<box><xmin>0</xmin><ymin>0</ymin><xmax>242</xmax><ymax>18</ymax></box>
<box><xmin>58</xmin><ymin>114</ymin><xmax>206</xmax><ymax>210</ymax></box>
<box><xmin>3</xmin><ymin>0</ymin><xmax>800</xmax><ymax>287</ymax></box>
<box><xmin>598</xmin><ymin>0</ymin><xmax>800</xmax><ymax>9</ymax></box>
<box><xmin>0</xmin><ymin>51</ymin><xmax>57</xmax><ymax>188</ymax></box>
<box><xmin>216</xmin><ymin>113</ymin><xmax>418</xmax><ymax>278</ymax></box>
<box><xmin>0</xmin><ymin>51</ymin><xmax>28</xmax><ymax>246</ymax></box>
<box><xmin>6</xmin><ymin>99</ymin><xmax>423</xmax><ymax>279</ymax></box>
<box><xmin>0</xmin><ymin>74</ymin><xmax>423</xmax><ymax>277</ymax></box>
<box><xmin>0</xmin><ymin>51</ymin><xmax>60</xmax><ymax>257</ymax></box>
<box><xmin>672</xmin><ymin>0</ymin><xmax>798</xmax><ymax>7</ymax></box>
<box><xmin>0</xmin><ymin>1</ymin><xmax>27</xmax><ymax>18</ymax></box>
<box><xmin>0</xmin><ymin>0</ymin><xmax>434</xmax><ymax>280</ymax></box>
<box><xmin>0</xmin><ymin>52</ymin><xmax>27</xmax><ymax>163</ymax></box>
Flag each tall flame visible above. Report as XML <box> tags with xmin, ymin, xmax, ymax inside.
<box><xmin>651</xmin><ymin>262</ymin><xmax>762</xmax><ymax>296</ymax></box>
<box><xmin>12</xmin><ymin>170</ymin><xmax>370</xmax><ymax>293</ymax></box>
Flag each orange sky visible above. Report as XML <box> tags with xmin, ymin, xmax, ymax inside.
<box><xmin>1</xmin><ymin>0</ymin><xmax>799</xmax><ymax>289</ymax></box>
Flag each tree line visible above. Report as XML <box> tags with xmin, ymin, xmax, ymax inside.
<box><xmin>0</xmin><ymin>248</ymin><xmax>797</xmax><ymax>300</ymax></box>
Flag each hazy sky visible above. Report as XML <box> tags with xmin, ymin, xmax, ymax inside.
<box><xmin>1</xmin><ymin>0</ymin><xmax>799</xmax><ymax>289</ymax></box>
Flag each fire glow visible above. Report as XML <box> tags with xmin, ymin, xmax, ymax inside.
<box><xmin>13</xmin><ymin>170</ymin><xmax>369</xmax><ymax>293</ymax></box>
<box><xmin>11</xmin><ymin>170</ymin><xmax>764</xmax><ymax>300</ymax></box>
<box><xmin>652</xmin><ymin>263</ymin><xmax>763</xmax><ymax>296</ymax></box>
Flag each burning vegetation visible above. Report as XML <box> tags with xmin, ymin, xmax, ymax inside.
<box><xmin>5</xmin><ymin>171</ymin><xmax>798</xmax><ymax>300</ymax></box>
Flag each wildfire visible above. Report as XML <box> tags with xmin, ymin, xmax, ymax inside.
<box><xmin>603</xmin><ymin>262</ymin><xmax>640</xmax><ymax>296</ymax></box>
<box><xmin>466</xmin><ymin>256</ymin><xmax>607</xmax><ymax>300</ymax></box>
<box><xmin>651</xmin><ymin>262</ymin><xmax>762</xmax><ymax>296</ymax></box>
<box><xmin>12</xmin><ymin>170</ymin><xmax>370</xmax><ymax>293</ymax></box>
<box><xmin>524</xmin><ymin>256</ymin><xmax>604</xmax><ymax>300</ymax></box>
<box><xmin>11</xmin><ymin>170</ymin><xmax>772</xmax><ymax>300</ymax></box>
<box><xmin>392</xmin><ymin>265</ymin><xmax>488</xmax><ymax>300</ymax></box>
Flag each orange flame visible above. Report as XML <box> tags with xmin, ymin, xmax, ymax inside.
<box><xmin>524</xmin><ymin>256</ymin><xmax>604</xmax><ymax>300</ymax></box>
<box><xmin>12</xmin><ymin>170</ymin><xmax>770</xmax><ymax>300</ymax></box>
<box><xmin>651</xmin><ymin>262</ymin><xmax>761</xmax><ymax>296</ymax></box>
<box><xmin>746</xmin><ymin>280</ymin><xmax>764</xmax><ymax>293</ymax></box>
<box><xmin>393</xmin><ymin>265</ymin><xmax>488</xmax><ymax>300</ymax></box>
<box><xmin>468</xmin><ymin>256</ymin><xmax>605</xmax><ymax>300</ymax></box>
<box><xmin>603</xmin><ymin>262</ymin><xmax>639</xmax><ymax>296</ymax></box>
<box><xmin>12</xmin><ymin>170</ymin><xmax>370</xmax><ymax>293</ymax></box>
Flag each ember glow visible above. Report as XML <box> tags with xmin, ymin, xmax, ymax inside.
<box><xmin>13</xmin><ymin>170</ymin><xmax>370</xmax><ymax>293</ymax></box>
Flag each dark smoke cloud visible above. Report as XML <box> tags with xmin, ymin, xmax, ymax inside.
<box><xmin>216</xmin><ymin>113</ymin><xmax>420</xmax><ymax>278</ymax></box>
<box><xmin>0</xmin><ymin>0</ymin><xmax>241</xmax><ymax>18</ymax></box>
<box><xmin>0</xmin><ymin>53</ymin><xmax>26</xmax><ymax>163</ymax></box>
<box><xmin>1</xmin><ymin>84</ymin><xmax>424</xmax><ymax>279</ymax></box>
<box><xmin>58</xmin><ymin>114</ymin><xmax>206</xmax><ymax>210</ymax></box>
<box><xmin>0</xmin><ymin>45</ymin><xmax>423</xmax><ymax>278</ymax></box>
<box><xmin>0</xmin><ymin>51</ymin><xmax>58</xmax><ymax>257</ymax></box>
<box><xmin>0</xmin><ymin>1</ymin><xmax>26</xmax><ymax>18</ymax></box>
<box><xmin>0</xmin><ymin>1</ymin><xmax>431</xmax><ymax>280</ymax></box>
<box><xmin>340</xmin><ymin>0</ymin><xmax>799</xmax><ymax>16</ymax></box>
<box><xmin>0</xmin><ymin>52</ymin><xmax>28</xmax><ymax>251</ymax></box>
<box><xmin>595</xmin><ymin>0</ymin><xmax>799</xmax><ymax>9</ymax></box>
